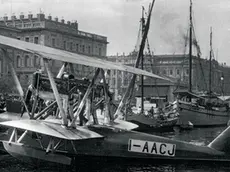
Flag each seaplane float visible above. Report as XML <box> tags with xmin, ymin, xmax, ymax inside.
<box><xmin>0</xmin><ymin>4</ymin><xmax>230</xmax><ymax>167</ymax></box>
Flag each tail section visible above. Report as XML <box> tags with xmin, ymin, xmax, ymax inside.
<box><xmin>208</xmin><ymin>125</ymin><xmax>230</xmax><ymax>153</ymax></box>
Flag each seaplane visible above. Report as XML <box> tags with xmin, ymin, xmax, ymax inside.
<box><xmin>0</xmin><ymin>1</ymin><xmax>230</xmax><ymax>167</ymax></box>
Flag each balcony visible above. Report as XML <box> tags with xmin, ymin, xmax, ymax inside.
<box><xmin>78</xmin><ymin>30</ymin><xmax>107</xmax><ymax>42</ymax></box>
<box><xmin>6</xmin><ymin>21</ymin><xmax>45</xmax><ymax>29</ymax></box>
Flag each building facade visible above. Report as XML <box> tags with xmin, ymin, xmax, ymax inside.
<box><xmin>108</xmin><ymin>52</ymin><xmax>230</xmax><ymax>102</ymax></box>
<box><xmin>0</xmin><ymin>13</ymin><xmax>108</xmax><ymax>90</ymax></box>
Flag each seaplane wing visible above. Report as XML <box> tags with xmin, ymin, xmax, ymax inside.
<box><xmin>0</xmin><ymin>120</ymin><xmax>103</xmax><ymax>140</ymax></box>
<box><xmin>0</xmin><ymin>35</ymin><xmax>167</xmax><ymax>80</ymax></box>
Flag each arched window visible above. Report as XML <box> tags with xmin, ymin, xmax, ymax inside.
<box><xmin>99</xmin><ymin>47</ymin><xmax>101</xmax><ymax>56</ymax></box>
<box><xmin>88</xmin><ymin>46</ymin><xmax>91</xmax><ymax>54</ymax></box>
<box><xmin>34</xmin><ymin>55</ymin><xmax>40</xmax><ymax>67</ymax></box>
<box><xmin>17</xmin><ymin>55</ymin><xmax>21</xmax><ymax>67</ymax></box>
<box><xmin>25</xmin><ymin>55</ymin><xmax>30</xmax><ymax>67</ymax></box>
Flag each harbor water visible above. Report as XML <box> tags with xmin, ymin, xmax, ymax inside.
<box><xmin>0</xmin><ymin>126</ymin><xmax>229</xmax><ymax>172</ymax></box>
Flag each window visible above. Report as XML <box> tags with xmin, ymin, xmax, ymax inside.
<box><xmin>99</xmin><ymin>47</ymin><xmax>101</xmax><ymax>56</ymax></box>
<box><xmin>70</xmin><ymin>42</ymin><xmax>73</xmax><ymax>51</ymax></box>
<box><xmin>186</xmin><ymin>69</ymin><xmax>189</xmax><ymax>75</ymax></box>
<box><xmin>63</xmin><ymin>41</ymin><xmax>66</xmax><ymax>50</ymax></box>
<box><xmin>25</xmin><ymin>55</ymin><xmax>30</xmax><ymax>67</ymax></box>
<box><xmin>25</xmin><ymin>75</ymin><xmax>30</xmax><ymax>84</ymax></box>
<box><xmin>34</xmin><ymin>55</ymin><xmax>40</xmax><ymax>67</ymax></box>
<box><xmin>25</xmin><ymin>37</ymin><xmax>29</xmax><ymax>42</ymax></box>
<box><xmin>177</xmin><ymin>69</ymin><xmax>180</xmax><ymax>75</ymax></box>
<box><xmin>88</xmin><ymin>46</ymin><xmax>91</xmax><ymax>54</ymax></box>
<box><xmin>170</xmin><ymin>69</ymin><xmax>173</xmax><ymax>75</ymax></box>
<box><xmin>34</xmin><ymin>37</ymin><xmax>39</xmax><ymax>44</ymax></box>
<box><xmin>82</xmin><ymin>45</ymin><xmax>85</xmax><ymax>53</ymax></box>
<box><xmin>17</xmin><ymin>55</ymin><xmax>22</xmax><ymax>67</ymax></box>
<box><xmin>163</xmin><ymin>70</ymin><xmax>166</xmax><ymax>75</ymax></box>
<box><xmin>112</xmin><ymin>78</ymin><xmax>115</xmax><ymax>86</ymax></box>
<box><xmin>52</xmin><ymin>38</ymin><xmax>56</xmax><ymax>47</ymax></box>
<box><xmin>76</xmin><ymin>44</ymin><xmax>79</xmax><ymax>52</ymax></box>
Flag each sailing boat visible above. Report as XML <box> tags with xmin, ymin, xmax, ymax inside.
<box><xmin>116</xmin><ymin>4</ymin><xmax>179</xmax><ymax>132</ymax></box>
<box><xmin>176</xmin><ymin>0</ymin><xmax>230</xmax><ymax>127</ymax></box>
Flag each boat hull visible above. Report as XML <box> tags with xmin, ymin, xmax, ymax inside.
<box><xmin>178</xmin><ymin>102</ymin><xmax>230</xmax><ymax>127</ymax></box>
<box><xmin>127</xmin><ymin>114</ymin><xmax>178</xmax><ymax>132</ymax></box>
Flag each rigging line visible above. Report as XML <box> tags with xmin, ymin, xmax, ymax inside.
<box><xmin>135</xmin><ymin>22</ymin><xmax>142</xmax><ymax>52</ymax></box>
<box><xmin>145</xmin><ymin>38</ymin><xmax>165</xmax><ymax>112</ymax></box>
<box><xmin>191</xmin><ymin>5</ymin><xmax>208</xmax><ymax>90</ymax></box>
<box><xmin>85</xmin><ymin>67</ymin><xmax>96</xmax><ymax>78</ymax></box>
<box><xmin>126</xmin><ymin>5</ymin><xmax>150</xmax><ymax>106</ymax></box>
<box><xmin>146</xmin><ymin>39</ymin><xmax>157</xmax><ymax>88</ymax></box>
<box><xmin>192</xmin><ymin>24</ymin><xmax>208</xmax><ymax>91</ymax></box>
<box><xmin>146</xmin><ymin>38</ymin><xmax>161</xmax><ymax>102</ymax></box>
<box><xmin>175</xmin><ymin>21</ymin><xmax>189</xmax><ymax>92</ymax></box>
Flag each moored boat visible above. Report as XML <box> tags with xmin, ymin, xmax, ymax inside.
<box><xmin>175</xmin><ymin>1</ymin><xmax>230</xmax><ymax>127</ymax></box>
<box><xmin>127</xmin><ymin>102</ymin><xmax>179</xmax><ymax>131</ymax></box>
<box><xmin>176</xmin><ymin>91</ymin><xmax>230</xmax><ymax>127</ymax></box>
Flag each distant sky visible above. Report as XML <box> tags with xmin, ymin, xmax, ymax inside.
<box><xmin>0</xmin><ymin>0</ymin><xmax>230</xmax><ymax>64</ymax></box>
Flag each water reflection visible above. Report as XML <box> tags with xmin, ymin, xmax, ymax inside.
<box><xmin>0</xmin><ymin>126</ymin><xmax>229</xmax><ymax>172</ymax></box>
<box><xmin>152</xmin><ymin>126</ymin><xmax>226</xmax><ymax>145</ymax></box>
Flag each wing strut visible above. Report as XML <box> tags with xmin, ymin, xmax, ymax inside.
<box><xmin>100</xmin><ymin>69</ymin><xmax>113</xmax><ymax>123</ymax></box>
<box><xmin>1</xmin><ymin>48</ymin><xmax>31</xmax><ymax>118</ymax></box>
<box><xmin>70</xmin><ymin>68</ymin><xmax>100</xmax><ymax>127</ymax></box>
<box><xmin>44</xmin><ymin>59</ymin><xmax>68</xmax><ymax>126</ymax></box>
<box><xmin>56</xmin><ymin>62</ymin><xmax>68</xmax><ymax>78</ymax></box>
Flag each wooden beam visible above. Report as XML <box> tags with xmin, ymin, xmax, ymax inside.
<box><xmin>91</xmin><ymin>89</ymin><xmax>98</xmax><ymax>125</ymax></box>
<box><xmin>70</xmin><ymin>68</ymin><xmax>100</xmax><ymax>127</ymax></box>
<box><xmin>44</xmin><ymin>59</ymin><xmax>68</xmax><ymax>126</ymax></box>
<box><xmin>14</xmin><ymin>129</ymin><xmax>18</xmax><ymax>142</ymax></box>
<box><xmin>17</xmin><ymin>130</ymin><xmax>28</xmax><ymax>143</ymax></box>
<box><xmin>36</xmin><ymin>133</ymin><xmax>44</xmax><ymax>149</ymax></box>
<box><xmin>71</xmin><ymin>141</ymin><xmax>77</xmax><ymax>154</ymax></box>
<box><xmin>56</xmin><ymin>62</ymin><xmax>68</xmax><ymax>78</ymax></box>
<box><xmin>54</xmin><ymin>139</ymin><xmax>62</xmax><ymax>150</ymax></box>
<box><xmin>46</xmin><ymin>137</ymin><xmax>54</xmax><ymax>153</ymax></box>
<box><xmin>31</xmin><ymin>94</ymin><xmax>38</xmax><ymax>119</ymax></box>
<box><xmin>9</xmin><ymin>128</ymin><xmax>16</xmax><ymax>144</ymax></box>
<box><xmin>34</xmin><ymin>101</ymin><xmax>57</xmax><ymax>119</ymax></box>
<box><xmin>100</xmin><ymin>69</ymin><xmax>113</xmax><ymax>123</ymax></box>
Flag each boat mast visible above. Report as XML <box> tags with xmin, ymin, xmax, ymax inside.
<box><xmin>114</xmin><ymin>0</ymin><xmax>155</xmax><ymax>119</ymax></box>
<box><xmin>209</xmin><ymin>27</ymin><xmax>212</xmax><ymax>95</ymax></box>
<box><xmin>141</xmin><ymin>6</ymin><xmax>145</xmax><ymax>114</ymax></box>
<box><xmin>189</xmin><ymin>0</ymin><xmax>193</xmax><ymax>93</ymax></box>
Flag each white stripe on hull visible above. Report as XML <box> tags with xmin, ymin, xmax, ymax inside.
<box><xmin>127</xmin><ymin>115</ymin><xmax>158</xmax><ymax>126</ymax></box>
<box><xmin>178</xmin><ymin>103</ymin><xmax>230</xmax><ymax>126</ymax></box>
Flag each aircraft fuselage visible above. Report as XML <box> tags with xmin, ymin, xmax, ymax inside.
<box><xmin>71</xmin><ymin>126</ymin><xmax>228</xmax><ymax>162</ymax></box>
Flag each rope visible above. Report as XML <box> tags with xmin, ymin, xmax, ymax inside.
<box><xmin>192</xmin><ymin>24</ymin><xmax>208</xmax><ymax>91</ymax></box>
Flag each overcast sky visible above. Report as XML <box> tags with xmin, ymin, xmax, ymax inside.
<box><xmin>0</xmin><ymin>0</ymin><xmax>230</xmax><ymax>64</ymax></box>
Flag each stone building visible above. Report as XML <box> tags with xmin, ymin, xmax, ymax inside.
<box><xmin>108</xmin><ymin>52</ymin><xmax>230</xmax><ymax>102</ymax></box>
<box><xmin>0</xmin><ymin>13</ymin><xmax>108</xmax><ymax>90</ymax></box>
